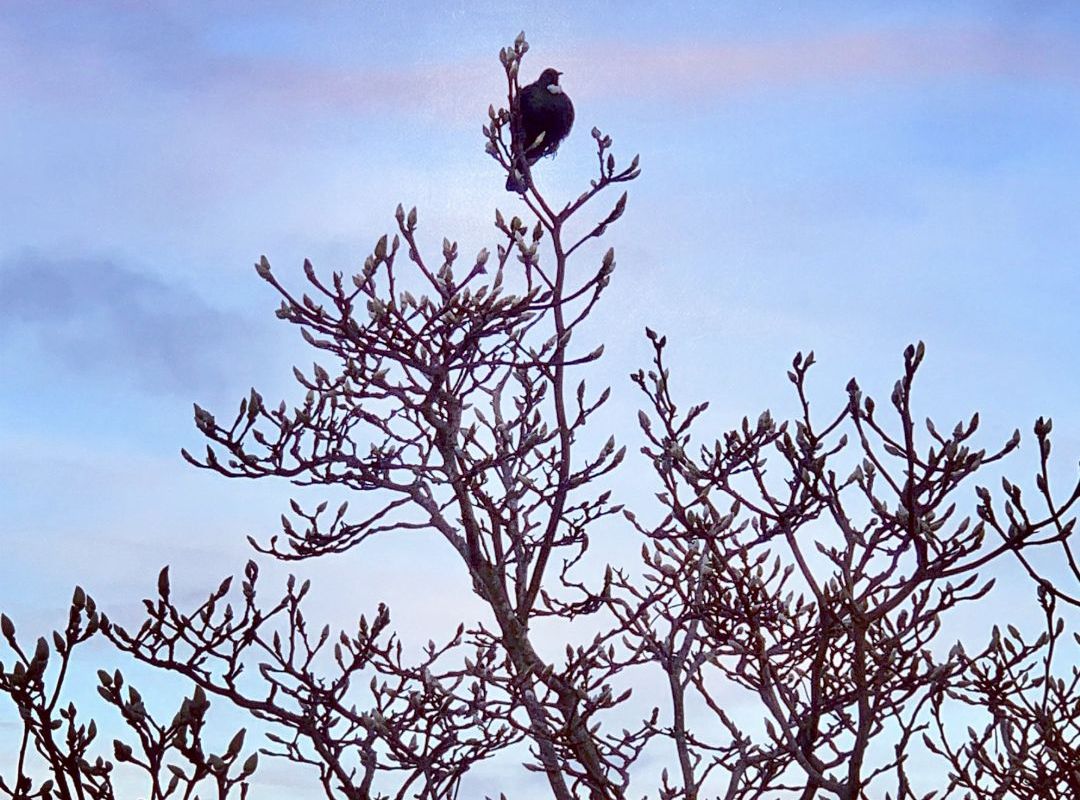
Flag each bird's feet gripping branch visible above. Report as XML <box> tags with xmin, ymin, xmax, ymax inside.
<box><xmin>484</xmin><ymin>31</ymin><xmax>640</xmax><ymax>212</ymax></box>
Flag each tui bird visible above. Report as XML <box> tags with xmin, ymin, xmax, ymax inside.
<box><xmin>506</xmin><ymin>68</ymin><xmax>574</xmax><ymax>193</ymax></box>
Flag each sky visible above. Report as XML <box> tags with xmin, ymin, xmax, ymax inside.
<box><xmin>2</xmin><ymin>1</ymin><xmax>1080</xmax><ymax>796</ymax></box>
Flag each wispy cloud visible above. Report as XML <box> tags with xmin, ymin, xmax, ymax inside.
<box><xmin>195</xmin><ymin>25</ymin><xmax>1080</xmax><ymax>123</ymax></box>
<box><xmin>560</xmin><ymin>26</ymin><xmax>1080</xmax><ymax>103</ymax></box>
<box><xmin>0</xmin><ymin>253</ymin><xmax>256</xmax><ymax>396</ymax></box>
<box><xmin>4</xmin><ymin>15</ymin><xmax>1078</xmax><ymax>127</ymax></box>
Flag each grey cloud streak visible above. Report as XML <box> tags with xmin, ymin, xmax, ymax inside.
<box><xmin>1</xmin><ymin>252</ymin><xmax>259</xmax><ymax>397</ymax></box>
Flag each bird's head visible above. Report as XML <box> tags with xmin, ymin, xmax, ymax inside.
<box><xmin>538</xmin><ymin>68</ymin><xmax>562</xmax><ymax>87</ymax></box>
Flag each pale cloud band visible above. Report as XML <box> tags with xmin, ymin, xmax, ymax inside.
<box><xmin>3</xmin><ymin>17</ymin><xmax>1077</xmax><ymax>125</ymax></box>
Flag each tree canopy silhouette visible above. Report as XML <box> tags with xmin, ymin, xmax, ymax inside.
<box><xmin>2</xmin><ymin>32</ymin><xmax>1079</xmax><ymax>800</ymax></box>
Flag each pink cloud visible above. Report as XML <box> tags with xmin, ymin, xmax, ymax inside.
<box><xmin>196</xmin><ymin>26</ymin><xmax>1080</xmax><ymax>119</ymax></box>
<box><xmin>4</xmin><ymin>23</ymin><xmax>1078</xmax><ymax>125</ymax></box>
<box><xmin>557</xmin><ymin>26</ymin><xmax>1080</xmax><ymax>103</ymax></box>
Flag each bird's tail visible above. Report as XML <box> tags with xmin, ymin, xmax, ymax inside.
<box><xmin>505</xmin><ymin>172</ymin><xmax>528</xmax><ymax>193</ymax></box>
<box><xmin>505</xmin><ymin>158</ymin><xmax>529</xmax><ymax>193</ymax></box>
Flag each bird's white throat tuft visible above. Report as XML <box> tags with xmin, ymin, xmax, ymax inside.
<box><xmin>546</xmin><ymin>84</ymin><xmax>563</xmax><ymax>94</ymax></box>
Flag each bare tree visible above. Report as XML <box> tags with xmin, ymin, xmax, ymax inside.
<box><xmin>618</xmin><ymin>337</ymin><xmax>1079</xmax><ymax>799</ymax></box>
<box><xmin>2</xmin><ymin>33</ymin><xmax>1078</xmax><ymax>800</ymax></box>
<box><xmin>0</xmin><ymin>590</ymin><xmax>258</xmax><ymax>800</ymax></box>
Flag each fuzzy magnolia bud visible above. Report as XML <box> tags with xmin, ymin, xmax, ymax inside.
<box><xmin>193</xmin><ymin>404</ymin><xmax>215</xmax><ymax>431</ymax></box>
<box><xmin>226</xmin><ymin>729</ymin><xmax>246</xmax><ymax>757</ymax></box>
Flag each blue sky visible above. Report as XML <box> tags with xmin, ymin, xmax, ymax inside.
<box><xmin>2</xmin><ymin>1</ymin><xmax>1080</xmax><ymax>795</ymax></box>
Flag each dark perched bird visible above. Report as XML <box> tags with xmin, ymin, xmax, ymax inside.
<box><xmin>506</xmin><ymin>68</ymin><xmax>574</xmax><ymax>192</ymax></box>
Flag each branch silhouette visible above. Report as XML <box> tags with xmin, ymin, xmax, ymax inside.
<box><xmin>2</xmin><ymin>32</ymin><xmax>1078</xmax><ymax>800</ymax></box>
